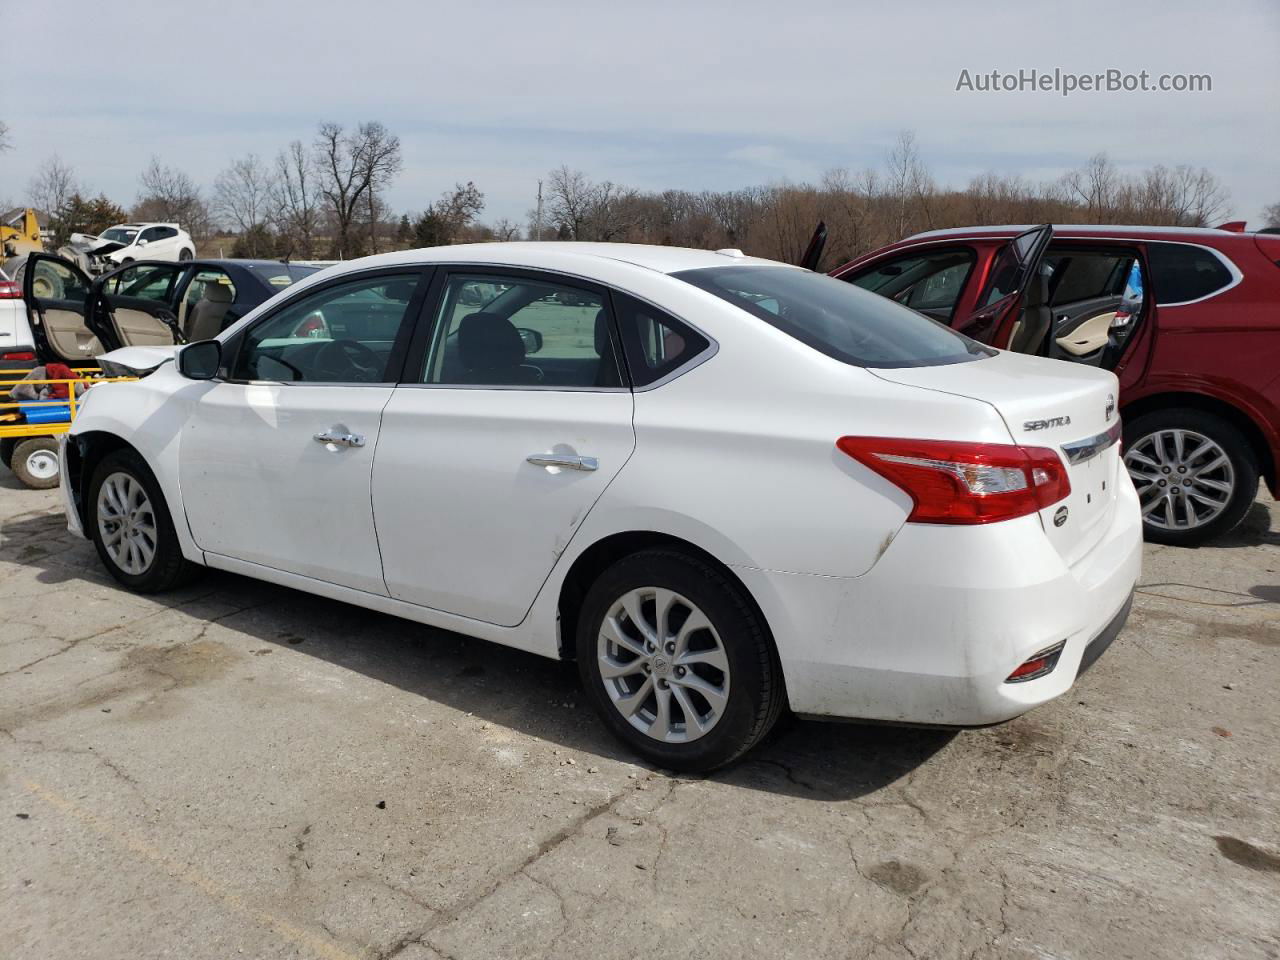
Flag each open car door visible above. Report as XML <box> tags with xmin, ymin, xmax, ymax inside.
<box><xmin>954</xmin><ymin>224</ymin><xmax>1052</xmax><ymax>349</ymax></box>
<box><xmin>96</xmin><ymin>261</ymin><xmax>189</xmax><ymax>348</ymax></box>
<box><xmin>21</xmin><ymin>253</ymin><xmax>120</xmax><ymax>364</ymax></box>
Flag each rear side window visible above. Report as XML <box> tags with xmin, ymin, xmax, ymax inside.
<box><xmin>675</xmin><ymin>266</ymin><xmax>991</xmax><ymax>368</ymax></box>
<box><xmin>1147</xmin><ymin>244</ymin><xmax>1234</xmax><ymax>304</ymax></box>
<box><xmin>612</xmin><ymin>293</ymin><xmax>709</xmax><ymax>386</ymax></box>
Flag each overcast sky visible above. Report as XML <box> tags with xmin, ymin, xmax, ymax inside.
<box><xmin>4</xmin><ymin>0</ymin><xmax>1277</xmax><ymax>227</ymax></box>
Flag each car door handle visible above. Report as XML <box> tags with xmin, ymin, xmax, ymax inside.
<box><xmin>526</xmin><ymin>454</ymin><xmax>598</xmax><ymax>471</ymax></box>
<box><xmin>314</xmin><ymin>431</ymin><xmax>365</xmax><ymax>448</ymax></box>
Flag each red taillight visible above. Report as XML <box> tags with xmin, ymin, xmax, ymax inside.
<box><xmin>1</xmin><ymin>351</ymin><xmax>36</xmax><ymax>361</ymax></box>
<box><xmin>0</xmin><ymin>280</ymin><xmax>21</xmax><ymax>299</ymax></box>
<box><xmin>836</xmin><ymin>436</ymin><xmax>1071</xmax><ymax>525</ymax></box>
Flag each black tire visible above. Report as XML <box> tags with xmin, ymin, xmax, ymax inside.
<box><xmin>11</xmin><ymin>438</ymin><xmax>60</xmax><ymax>488</ymax></box>
<box><xmin>1123</xmin><ymin>407</ymin><xmax>1259</xmax><ymax>546</ymax></box>
<box><xmin>87</xmin><ymin>448</ymin><xmax>202</xmax><ymax>592</ymax></box>
<box><xmin>576</xmin><ymin>549</ymin><xmax>784</xmax><ymax>772</ymax></box>
<box><xmin>1</xmin><ymin>437</ymin><xmax>17</xmax><ymax>471</ymax></box>
<box><xmin>179</xmin><ymin>248</ymin><xmax>194</xmax><ymax>261</ymax></box>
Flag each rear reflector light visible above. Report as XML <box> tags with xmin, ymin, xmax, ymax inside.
<box><xmin>1</xmin><ymin>351</ymin><xmax>36</xmax><ymax>361</ymax></box>
<box><xmin>0</xmin><ymin>280</ymin><xmax>21</xmax><ymax>299</ymax></box>
<box><xmin>836</xmin><ymin>436</ymin><xmax>1071</xmax><ymax>524</ymax></box>
<box><xmin>1005</xmin><ymin>641</ymin><xmax>1066</xmax><ymax>683</ymax></box>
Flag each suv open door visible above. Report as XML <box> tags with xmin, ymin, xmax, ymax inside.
<box><xmin>21</xmin><ymin>254</ymin><xmax>120</xmax><ymax>364</ymax></box>
<box><xmin>954</xmin><ymin>224</ymin><xmax>1052</xmax><ymax>349</ymax></box>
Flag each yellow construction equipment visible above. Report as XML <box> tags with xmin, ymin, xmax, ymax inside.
<box><xmin>1</xmin><ymin>208</ymin><xmax>44</xmax><ymax>260</ymax></box>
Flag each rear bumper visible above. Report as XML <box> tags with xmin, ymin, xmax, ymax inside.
<box><xmin>733</xmin><ymin>471</ymin><xmax>1143</xmax><ymax>726</ymax></box>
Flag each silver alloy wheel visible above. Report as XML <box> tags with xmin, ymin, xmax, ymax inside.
<box><xmin>597</xmin><ymin>587</ymin><xmax>730</xmax><ymax>744</ymax></box>
<box><xmin>24</xmin><ymin>448</ymin><xmax>59</xmax><ymax>482</ymax></box>
<box><xmin>1124</xmin><ymin>428</ymin><xmax>1234</xmax><ymax>531</ymax></box>
<box><xmin>96</xmin><ymin>471</ymin><xmax>158</xmax><ymax>575</ymax></box>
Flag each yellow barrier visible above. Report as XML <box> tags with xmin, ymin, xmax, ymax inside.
<box><xmin>1</xmin><ymin>368</ymin><xmax>137</xmax><ymax>439</ymax></box>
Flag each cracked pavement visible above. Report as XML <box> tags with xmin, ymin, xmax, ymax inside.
<box><xmin>1</xmin><ymin>471</ymin><xmax>1278</xmax><ymax>959</ymax></box>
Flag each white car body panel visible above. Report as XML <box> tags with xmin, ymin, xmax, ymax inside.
<box><xmin>373</xmin><ymin>387</ymin><xmax>636</xmax><ymax>625</ymax></box>
<box><xmin>66</xmin><ymin>242</ymin><xmax>1143</xmax><ymax>726</ymax></box>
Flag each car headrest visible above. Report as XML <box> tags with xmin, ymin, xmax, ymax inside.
<box><xmin>202</xmin><ymin>282</ymin><xmax>233</xmax><ymax>304</ymax></box>
<box><xmin>594</xmin><ymin>309</ymin><xmax>610</xmax><ymax>357</ymax></box>
<box><xmin>384</xmin><ymin>279</ymin><xmax>416</xmax><ymax>302</ymax></box>
<box><xmin>458</xmin><ymin>312</ymin><xmax>525</xmax><ymax>369</ymax></box>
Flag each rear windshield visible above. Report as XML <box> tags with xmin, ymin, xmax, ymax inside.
<box><xmin>674</xmin><ymin>265</ymin><xmax>992</xmax><ymax>368</ymax></box>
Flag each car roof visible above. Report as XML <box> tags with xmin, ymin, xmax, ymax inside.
<box><xmin>905</xmin><ymin>224</ymin><xmax>1257</xmax><ymax>243</ymax></box>
<box><xmin>312</xmin><ymin>242</ymin><xmax>785</xmax><ymax>279</ymax></box>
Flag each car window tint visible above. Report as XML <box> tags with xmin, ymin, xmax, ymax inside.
<box><xmin>1147</xmin><ymin>243</ymin><xmax>1234</xmax><ymax>304</ymax></box>
<box><xmin>235</xmin><ymin>273</ymin><xmax>420</xmax><ymax>383</ymax></box>
<box><xmin>980</xmin><ymin>243</ymin><xmax>1024</xmax><ymax>306</ymax></box>
<box><xmin>1043</xmin><ymin>251</ymin><xmax>1135</xmax><ymax>306</ymax></box>
<box><xmin>105</xmin><ymin>263</ymin><xmax>181</xmax><ymax>302</ymax></box>
<box><xmin>612</xmin><ymin>293</ymin><xmax>709</xmax><ymax>386</ymax></box>
<box><xmin>676</xmin><ymin>265</ymin><xmax>991</xmax><ymax>369</ymax></box>
<box><xmin>847</xmin><ymin>249</ymin><xmax>974</xmax><ymax>319</ymax></box>
<box><xmin>423</xmin><ymin>274</ymin><xmax>623</xmax><ymax>388</ymax></box>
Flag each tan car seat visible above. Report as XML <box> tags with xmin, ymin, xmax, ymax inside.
<box><xmin>185</xmin><ymin>282</ymin><xmax>234</xmax><ymax>341</ymax></box>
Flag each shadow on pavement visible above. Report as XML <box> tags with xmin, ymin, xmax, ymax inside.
<box><xmin>0</xmin><ymin>508</ymin><xmax>956</xmax><ymax>800</ymax></box>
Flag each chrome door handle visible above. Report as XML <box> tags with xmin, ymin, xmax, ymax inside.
<box><xmin>526</xmin><ymin>454</ymin><xmax>598</xmax><ymax>471</ymax></box>
<box><xmin>314</xmin><ymin>431</ymin><xmax>366</xmax><ymax>448</ymax></box>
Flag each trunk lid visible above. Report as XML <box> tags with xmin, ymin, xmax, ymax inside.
<box><xmin>870</xmin><ymin>351</ymin><xmax>1123</xmax><ymax>567</ymax></box>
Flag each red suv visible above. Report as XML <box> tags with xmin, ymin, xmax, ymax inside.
<box><xmin>832</xmin><ymin>224</ymin><xmax>1280</xmax><ymax>545</ymax></box>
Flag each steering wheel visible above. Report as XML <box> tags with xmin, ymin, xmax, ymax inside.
<box><xmin>312</xmin><ymin>339</ymin><xmax>382</xmax><ymax>381</ymax></box>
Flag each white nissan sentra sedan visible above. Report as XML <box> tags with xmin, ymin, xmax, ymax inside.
<box><xmin>57</xmin><ymin>243</ymin><xmax>1142</xmax><ymax>771</ymax></box>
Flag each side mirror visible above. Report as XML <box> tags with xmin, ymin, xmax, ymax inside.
<box><xmin>137</xmin><ymin>238</ymin><xmax>149</xmax><ymax>247</ymax></box>
<box><xmin>177</xmin><ymin>339</ymin><xmax>221</xmax><ymax>380</ymax></box>
<box><xmin>517</xmin><ymin>327</ymin><xmax>543</xmax><ymax>355</ymax></box>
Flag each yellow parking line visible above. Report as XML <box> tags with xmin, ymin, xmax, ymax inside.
<box><xmin>21</xmin><ymin>778</ymin><xmax>363</xmax><ymax>960</ymax></box>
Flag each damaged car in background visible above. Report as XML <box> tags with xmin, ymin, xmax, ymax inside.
<box><xmin>58</xmin><ymin>222</ymin><xmax>197</xmax><ymax>276</ymax></box>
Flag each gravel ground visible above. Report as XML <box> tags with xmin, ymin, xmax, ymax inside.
<box><xmin>1</xmin><ymin>473</ymin><xmax>1277</xmax><ymax>960</ymax></box>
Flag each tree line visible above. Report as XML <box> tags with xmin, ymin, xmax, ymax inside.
<box><xmin>11</xmin><ymin>121</ymin><xmax>1279</xmax><ymax>269</ymax></box>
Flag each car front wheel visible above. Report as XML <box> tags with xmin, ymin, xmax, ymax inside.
<box><xmin>1123</xmin><ymin>408</ymin><xmax>1259</xmax><ymax>546</ymax></box>
<box><xmin>576</xmin><ymin>549</ymin><xmax>784</xmax><ymax>772</ymax></box>
<box><xmin>88</xmin><ymin>448</ymin><xmax>202</xmax><ymax>592</ymax></box>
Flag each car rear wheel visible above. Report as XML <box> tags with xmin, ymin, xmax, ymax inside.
<box><xmin>576</xmin><ymin>549</ymin><xmax>784</xmax><ymax>772</ymax></box>
<box><xmin>11</xmin><ymin>438</ymin><xmax>60</xmax><ymax>489</ymax></box>
<box><xmin>1123</xmin><ymin>408</ymin><xmax>1259</xmax><ymax>546</ymax></box>
<box><xmin>179</xmin><ymin>249</ymin><xmax>193</xmax><ymax>261</ymax></box>
<box><xmin>88</xmin><ymin>448</ymin><xmax>202</xmax><ymax>592</ymax></box>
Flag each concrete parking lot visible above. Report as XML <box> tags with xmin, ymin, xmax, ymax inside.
<box><xmin>1</xmin><ymin>473</ymin><xmax>1277</xmax><ymax>960</ymax></box>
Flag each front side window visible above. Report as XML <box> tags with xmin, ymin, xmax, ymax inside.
<box><xmin>31</xmin><ymin>258</ymin><xmax>89</xmax><ymax>304</ymax></box>
<box><xmin>675</xmin><ymin>265</ymin><xmax>991</xmax><ymax>368</ymax></box>
<box><xmin>848</xmin><ymin>249</ymin><xmax>975</xmax><ymax>320</ymax></box>
<box><xmin>423</xmin><ymin>273</ymin><xmax>622</xmax><ymax>388</ymax></box>
<box><xmin>104</xmin><ymin>263</ymin><xmax>182</xmax><ymax>302</ymax></box>
<box><xmin>1147</xmin><ymin>243</ymin><xmax>1234</xmax><ymax>304</ymax></box>
<box><xmin>234</xmin><ymin>273</ymin><xmax>420</xmax><ymax>383</ymax></box>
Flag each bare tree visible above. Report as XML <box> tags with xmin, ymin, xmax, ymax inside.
<box><xmin>314</xmin><ymin>121</ymin><xmax>402</xmax><ymax>258</ymax></box>
<box><xmin>886</xmin><ymin>131</ymin><xmax>935</xmax><ymax>237</ymax></box>
<box><xmin>28</xmin><ymin>156</ymin><xmax>78</xmax><ymax>217</ymax></box>
<box><xmin>489</xmin><ymin>218</ymin><xmax>521</xmax><ymax>242</ymax></box>
<box><xmin>411</xmin><ymin>181</ymin><xmax>486</xmax><ymax>247</ymax></box>
<box><xmin>546</xmin><ymin>166</ymin><xmax>595</xmax><ymax>240</ymax></box>
<box><xmin>135</xmin><ymin>156</ymin><xmax>212</xmax><ymax>240</ymax></box>
<box><xmin>214</xmin><ymin>153</ymin><xmax>276</xmax><ymax>255</ymax></box>
<box><xmin>271</xmin><ymin>141</ymin><xmax>321</xmax><ymax>258</ymax></box>
<box><xmin>0</xmin><ymin>120</ymin><xmax>10</xmax><ymax>153</ymax></box>
<box><xmin>1262</xmin><ymin>201</ymin><xmax>1280</xmax><ymax>229</ymax></box>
